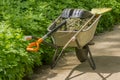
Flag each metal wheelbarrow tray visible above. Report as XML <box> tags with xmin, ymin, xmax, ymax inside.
<box><xmin>49</xmin><ymin>15</ymin><xmax>101</xmax><ymax>47</ymax></box>
<box><xmin>48</xmin><ymin>12</ymin><xmax>101</xmax><ymax>70</ymax></box>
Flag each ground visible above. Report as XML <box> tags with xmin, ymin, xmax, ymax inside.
<box><xmin>30</xmin><ymin>25</ymin><xmax>120</xmax><ymax>80</ymax></box>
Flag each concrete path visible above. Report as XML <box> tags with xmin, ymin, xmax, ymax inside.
<box><xmin>31</xmin><ymin>25</ymin><xmax>120</xmax><ymax>80</ymax></box>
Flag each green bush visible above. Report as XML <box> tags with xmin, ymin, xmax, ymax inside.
<box><xmin>1</xmin><ymin>0</ymin><xmax>120</xmax><ymax>34</ymax></box>
<box><xmin>0</xmin><ymin>22</ymin><xmax>41</xmax><ymax>80</ymax></box>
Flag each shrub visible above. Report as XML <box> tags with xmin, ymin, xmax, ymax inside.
<box><xmin>0</xmin><ymin>22</ymin><xmax>41</xmax><ymax>80</ymax></box>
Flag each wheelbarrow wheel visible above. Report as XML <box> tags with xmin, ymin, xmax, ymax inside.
<box><xmin>75</xmin><ymin>46</ymin><xmax>88</xmax><ymax>62</ymax></box>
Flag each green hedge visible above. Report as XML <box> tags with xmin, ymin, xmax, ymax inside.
<box><xmin>0</xmin><ymin>22</ymin><xmax>41</xmax><ymax>80</ymax></box>
<box><xmin>1</xmin><ymin>0</ymin><xmax>119</xmax><ymax>33</ymax></box>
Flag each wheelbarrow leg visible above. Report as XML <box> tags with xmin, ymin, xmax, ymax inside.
<box><xmin>51</xmin><ymin>47</ymin><xmax>59</xmax><ymax>69</ymax></box>
<box><xmin>75</xmin><ymin>39</ymin><xmax>96</xmax><ymax>70</ymax></box>
<box><xmin>42</xmin><ymin>41</ymin><xmax>61</xmax><ymax>69</ymax></box>
<box><xmin>51</xmin><ymin>47</ymin><xmax>65</xmax><ymax>69</ymax></box>
<box><xmin>86</xmin><ymin>45</ymin><xmax>96</xmax><ymax>70</ymax></box>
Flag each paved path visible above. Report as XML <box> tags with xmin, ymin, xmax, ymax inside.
<box><xmin>31</xmin><ymin>25</ymin><xmax>120</xmax><ymax>80</ymax></box>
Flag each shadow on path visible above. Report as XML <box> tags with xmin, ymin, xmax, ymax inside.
<box><xmin>30</xmin><ymin>65</ymin><xmax>57</xmax><ymax>80</ymax></box>
<box><xmin>65</xmin><ymin>56</ymin><xmax>120</xmax><ymax>80</ymax></box>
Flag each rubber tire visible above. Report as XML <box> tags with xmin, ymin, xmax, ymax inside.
<box><xmin>75</xmin><ymin>46</ymin><xmax>88</xmax><ymax>62</ymax></box>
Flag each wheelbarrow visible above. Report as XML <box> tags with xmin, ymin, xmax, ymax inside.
<box><xmin>47</xmin><ymin>8</ymin><xmax>111</xmax><ymax>70</ymax></box>
<box><xmin>26</xmin><ymin>8</ymin><xmax>112</xmax><ymax>70</ymax></box>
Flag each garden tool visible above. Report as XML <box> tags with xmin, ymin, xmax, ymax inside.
<box><xmin>26</xmin><ymin>20</ymin><xmax>66</xmax><ymax>52</ymax></box>
<box><xmin>91</xmin><ymin>8</ymin><xmax>112</xmax><ymax>14</ymax></box>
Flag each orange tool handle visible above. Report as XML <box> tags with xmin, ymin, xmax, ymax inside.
<box><xmin>26</xmin><ymin>38</ymin><xmax>43</xmax><ymax>52</ymax></box>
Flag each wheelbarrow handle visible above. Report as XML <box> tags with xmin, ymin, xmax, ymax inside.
<box><xmin>24</xmin><ymin>36</ymin><xmax>38</xmax><ymax>41</ymax></box>
<box><xmin>45</xmin><ymin>20</ymin><xmax>66</xmax><ymax>37</ymax></box>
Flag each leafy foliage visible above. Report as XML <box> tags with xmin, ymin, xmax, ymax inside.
<box><xmin>0</xmin><ymin>22</ymin><xmax>41</xmax><ymax>80</ymax></box>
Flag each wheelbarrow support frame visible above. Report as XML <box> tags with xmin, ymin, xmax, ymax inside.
<box><xmin>50</xmin><ymin>38</ymin><xmax>96</xmax><ymax>70</ymax></box>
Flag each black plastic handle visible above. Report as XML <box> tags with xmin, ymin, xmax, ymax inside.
<box><xmin>46</xmin><ymin>20</ymin><xmax>66</xmax><ymax>36</ymax></box>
